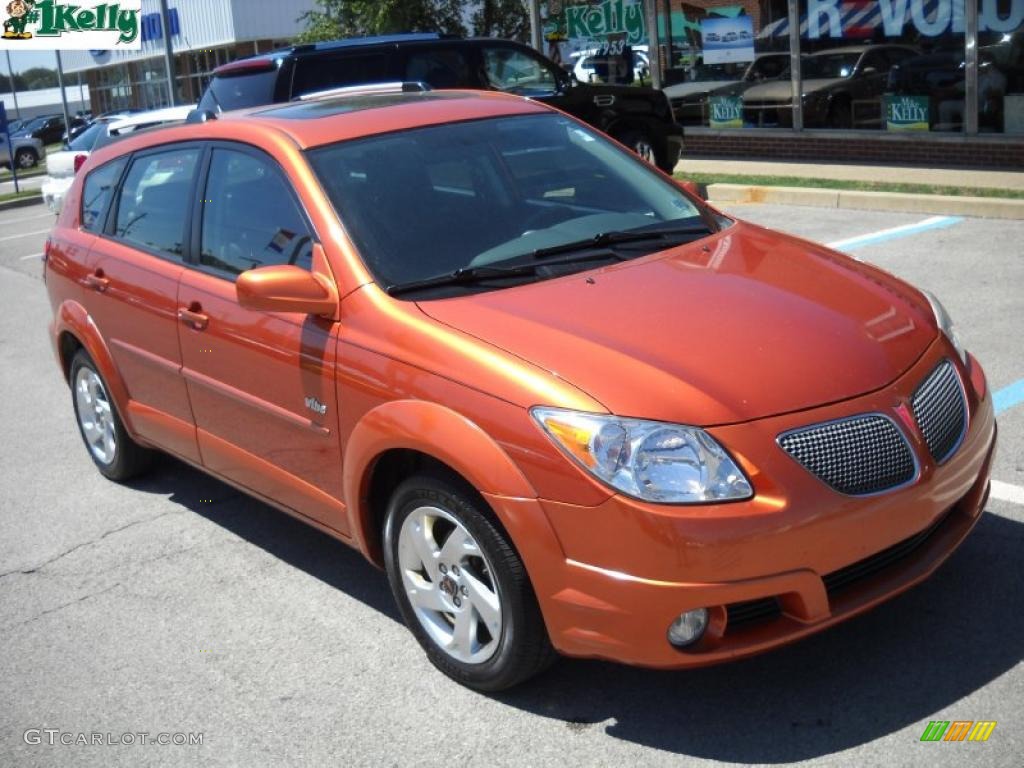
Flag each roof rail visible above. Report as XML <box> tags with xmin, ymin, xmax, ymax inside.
<box><xmin>295</xmin><ymin>81</ymin><xmax>432</xmax><ymax>102</ymax></box>
<box><xmin>186</xmin><ymin>109</ymin><xmax>217</xmax><ymax>124</ymax></box>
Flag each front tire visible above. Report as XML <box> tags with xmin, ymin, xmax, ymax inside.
<box><xmin>70</xmin><ymin>350</ymin><xmax>153</xmax><ymax>481</ymax></box>
<box><xmin>383</xmin><ymin>473</ymin><xmax>554</xmax><ymax>691</ymax></box>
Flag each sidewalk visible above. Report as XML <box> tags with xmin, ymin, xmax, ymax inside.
<box><xmin>675</xmin><ymin>157</ymin><xmax>1024</xmax><ymax>192</ymax></box>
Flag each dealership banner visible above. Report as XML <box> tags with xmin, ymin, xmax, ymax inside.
<box><xmin>542</xmin><ymin>0</ymin><xmax>647</xmax><ymax>64</ymax></box>
<box><xmin>885</xmin><ymin>94</ymin><xmax>930</xmax><ymax>130</ymax></box>
<box><xmin>0</xmin><ymin>1</ymin><xmax>141</xmax><ymax>49</ymax></box>
<box><xmin>701</xmin><ymin>15</ymin><xmax>755</xmax><ymax>64</ymax></box>
<box><xmin>709</xmin><ymin>95</ymin><xmax>744</xmax><ymax>127</ymax></box>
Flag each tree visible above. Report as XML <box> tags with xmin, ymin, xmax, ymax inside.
<box><xmin>472</xmin><ymin>0</ymin><xmax>529</xmax><ymax>41</ymax></box>
<box><xmin>20</xmin><ymin>67</ymin><xmax>58</xmax><ymax>90</ymax></box>
<box><xmin>296</xmin><ymin>0</ymin><xmax>468</xmax><ymax>44</ymax></box>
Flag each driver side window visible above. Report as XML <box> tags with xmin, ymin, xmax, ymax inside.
<box><xmin>482</xmin><ymin>47</ymin><xmax>558</xmax><ymax>96</ymax></box>
<box><xmin>199</xmin><ymin>148</ymin><xmax>313</xmax><ymax>277</ymax></box>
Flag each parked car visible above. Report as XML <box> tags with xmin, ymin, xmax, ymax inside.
<box><xmin>15</xmin><ymin>113</ymin><xmax>69</xmax><ymax>145</ymax></box>
<box><xmin>46</xmin><ymin>85</ymin><xmax>995</xmax><ymax>691</ymax></box>
<box><xmin>667</xmin><ymin>53</ymin><xmax>790</xmax><ymax>125</ymax></box>
<box><xmin>42</xmin><ymin>106</ymin><xmax>191</xmax><ymax>213</ymax></box>
<box><xmin>197</xmin><ymin>33</ymin><xmax>683</xmax><ymax>173</ymax></box>
<box><xmin>62</xmin><ymin>115</ymin><xmax>92</xmax><ymax>143</ymax></box>
<box><xmin>742</xmin><ymin>44</ymin><xmax>918</xmax><ymax>128</ymax></box>
<box><xmin>0</xmin><ymin>131</ymin><xmax>45</xmax><ymax>169</ymax></box>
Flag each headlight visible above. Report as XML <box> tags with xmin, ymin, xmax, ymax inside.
<box><xmin>531</xmin><ymin>407</ymin><xmax>753</xmax><ymax>504</ymax></box>
<box><xmin>922</xmin><ymin>290</ymin><xmax>967</xmax><ymax>364</ymax></box>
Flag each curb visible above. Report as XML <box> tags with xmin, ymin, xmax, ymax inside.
<box><xmin>0</xmin><ymin>194</ymin><xmax>43</xmax><ymax>212</ymax></box>
<box><xmin>706</xmin><ymin>184</ymin><xmax>1024</xmax><ymax>220</ymax></box>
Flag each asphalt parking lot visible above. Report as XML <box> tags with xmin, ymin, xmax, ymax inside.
<box><xmin>1</xmin><ymin>199</ymin><xmax>1021</xmax><ymax>767</ymax></box>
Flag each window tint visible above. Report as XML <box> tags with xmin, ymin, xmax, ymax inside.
<box><xmin>114</xmin><ymin>147</ymin><xmax>199</xmax><ymax>258</ymax></box>
<box><xmin>292</xmin><ymin>53</ymin><xmax>390</xmax><ymax>97</ymax></box>
<box><xmin>204</xmin><ymin>68</ymin><xmax>279</xmax><ymax>111</ymax></box>
<box><xmin>81</xmin><ymin>157</ymin><xmax>126</xmax><ymax>232</ymax></box>
<box><xmin>404</xmin><ymin>47</ymin><xmax>472</xmax><ymax>89</ymax></box>
<box><xmin>68</xmin><ymin>122</ymin><xmax>105</xmax><ymax>152</ymax></box>
<box><xmin>483</xmin><ymin>47</ymin><xmax>557</xmax><ymax>96</ymax></box>
<box><xmin>199</xmin><ymin>148</ymin><xmax>312</xmax><ymax>277</ymax></box>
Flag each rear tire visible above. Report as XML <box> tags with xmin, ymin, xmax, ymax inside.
<box><xmin>14</xmin><ymin>148</ymin><xmax>37</xmax><ymax>169</ymax></box>
<box><xmin>70</xmin><ymin>350</ymin><xmax>153</xmax><ymax>481</ymax></box>
<box><xmin>383</xmin><ymin>472</ymin><xmax>555</xmax><ymax>691</ymax></box>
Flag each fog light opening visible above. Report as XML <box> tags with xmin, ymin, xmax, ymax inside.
<box><xmin>667</xmin><ymin>608</ymin><xmax>709</xmax><ymax>648</ymax></box>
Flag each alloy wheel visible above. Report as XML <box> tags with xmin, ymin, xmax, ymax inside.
<box><xmin>396</xmin><ymin>505</ymin><xmax>503</xmax><ymax>664</ymax></box>
<box><xmin>75</xmin><ymin>366</ymin><xmax>117</xmax><ymax>465</ymax></box>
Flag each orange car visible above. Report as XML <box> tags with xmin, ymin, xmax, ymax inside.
<box><xmin>45</xmin><ymin>85</ymin><xmax>996</xmax><ymax>691</ymax></box>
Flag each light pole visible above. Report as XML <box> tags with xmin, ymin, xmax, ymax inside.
<box><xmin>4</xmin><ymin>50</ymin><xmax>20</xmax><ymax>121</ymax></box>
<box><xmin>55</xmin><ymin>51</ymin><xmax>73</xmax><ymax>144</ymax></box>
<box><xmin>159</xmin><ymin>0</ymin><xmax>177</xmax><ymax>106</ymax></box>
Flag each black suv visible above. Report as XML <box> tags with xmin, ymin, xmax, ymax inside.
<box><xmin>198</xmin><ymin>33</ymin><xmax>683</xmax><ymax>173</ymax></box>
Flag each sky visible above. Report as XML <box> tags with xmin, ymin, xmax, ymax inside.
<box><xmin>4</xmin><ymin>51</ymin><xmax>64</xmax><ymax>75</ymax></box>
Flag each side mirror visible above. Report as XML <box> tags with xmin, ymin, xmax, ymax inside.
<box><xmin>236</xmin><ymin>261</ymin><xmax>338</xmax><ymax>316</ymax></box>
<box><xmin>678</xmin><ymin>179</ymin><xmax>705</xmax><ymax>200</ymax></box>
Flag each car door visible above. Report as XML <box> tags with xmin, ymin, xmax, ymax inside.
<box><xmin>85</xmin><ymin>144</ymin><xmax>202</xmax><ymax>464</ymax></box>
<box><xmin>177</xmin><ymin>143</ymin><xmax>347</xmax><ymax>533</ymax></box>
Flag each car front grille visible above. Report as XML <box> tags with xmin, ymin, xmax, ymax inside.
<box><xmin>778</xmin><ymin>415</ymin><xmax>916</xmax><ymax>496</ymax></box>
<box><xmin>911</xmin><ymin>360</ymin><xmax>967</xmax><ymax>463</ymax></box>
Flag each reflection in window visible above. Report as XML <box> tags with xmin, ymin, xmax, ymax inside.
<box><xmin>199</xmin><ymin>149</ymin><xmax>312</xmax><ymax>277</ymax></box>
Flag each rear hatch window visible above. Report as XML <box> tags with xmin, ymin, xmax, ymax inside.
<box><xmin>200</xmin><ymin>67</ymin><xmax>280</xmax><ymax>112</ymax></box>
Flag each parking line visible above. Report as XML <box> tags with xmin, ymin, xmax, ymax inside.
<box><xmin>18</xmin><ymin>252</ymin><xmax>42</xmax><ymax>261</ymax></box>
<box><xmin>826</xmin><ymin>216</ymin><xmax>962</xmax><ymax>251</ymax></box>
<box><xmin>0</xmin><ymin>228</ymin><xmax>51</xmax><ymax>242</ymax></box>
<box><xmin>991</xmin><ymin>480</ymin><xmax>1024</xmax><ymax>506</ymax></box>
<box><xmin>993</xmin><ymin>379</ymin><xmax>1024</xmax><ymax>415</ymax></box>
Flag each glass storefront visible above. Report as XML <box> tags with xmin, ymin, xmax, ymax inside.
<box><xmin>540</xmin><ymin>0</ymin><xmax>1024</xmax><ymax>137</ymax></box>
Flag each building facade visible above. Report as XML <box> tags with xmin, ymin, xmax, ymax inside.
<box><xmin>538</xmin><ymin>0</ymin><xmax>1024</xmax><ymax>167</ymax></box>
<box><xmin>60</xmin><ymin>0</ymin><xmax>317</xmax><ymax>114</ymax></box>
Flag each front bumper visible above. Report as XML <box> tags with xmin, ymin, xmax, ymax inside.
<box><xmin>497</xmin><ymin>343</ymin><xmax>996</xmax><ymax>668</ymax></box>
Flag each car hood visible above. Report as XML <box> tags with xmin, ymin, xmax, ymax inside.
<box><xmin>743</xmin><ymin>78</ymin><xmax>844</xmax><ymax>101</ymax></box>
<box><xmin>417</xmin><ymin>222</ymin><xmax>936</xmax><ymax>426</ymax></box>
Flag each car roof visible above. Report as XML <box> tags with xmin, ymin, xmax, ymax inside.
<box><xmin>107</xmin><ymin>105</ymin><xmax>197</xmax><ymax>134</ymax></box>
<box><xmin>809</xmin><ymin>44</ymin><xmax>914</xmax><ymax>55</ymax></box>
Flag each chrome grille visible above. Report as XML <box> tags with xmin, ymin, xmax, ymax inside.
<box><xmin>779</xmin><ymin>415</ymin><xmax>916</xmax><ymax>496</ymax></box>
<box><xmin>911</xmin><ymin>360</ymin><xmax>966</xmax><ymax>463</ymax></box>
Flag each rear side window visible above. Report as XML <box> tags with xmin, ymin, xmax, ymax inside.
<box><xmin>291</xmin><ymin>53</ymin><xmax>390</xmax><ymax>97</ymax></box>
<box><xmin>201</xmin><ymin>68</ymin><xmax>279</xmax><ymax>111</ymax></box>
<box><xmin>114</xmin><ymin>147</ymin><xmax>200</xmax><ymax>258</ymax></box>
<box><xmin>404</xmin><ymin>47</ymin><xmax>473</xmax><ymax>88</ymax></box>
<box><xmin>81</xmin><ymin>157</ymin><xmax>126</xmax><ymax>231</ymax></box>
<box><xmin>199</xmin><ymin>148</ymin><xmax>312</xmax><ymax>277</ymax></box>
<box><xmin>68</xmin><ymin>122</ymin><xmax>105</xmax><ymax>152</ymax></box>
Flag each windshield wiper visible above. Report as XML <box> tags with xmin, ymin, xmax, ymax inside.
<box><xmin>386</xmin><ymin>251</ymin><xmax>627</xmax><ymax>296</ymax></box>
<box><xmin>531</xmin><ymin>222</ymin><xmax>713</xmax><ymax>260</ymax></box>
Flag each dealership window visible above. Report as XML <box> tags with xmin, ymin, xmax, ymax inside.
<box><xmin>978</xmin><ymin>4</ymin><xmax>1024</xmax><ymax>134</ymax></box>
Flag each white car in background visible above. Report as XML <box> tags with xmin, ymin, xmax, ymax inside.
<box><xmin>572</xmin><ymin>45</ymin><xmax>650</xmax><ymax>84</ymax></box>
<box><xmin>42</xmin><ymin>105</ymin><xmax>195</xmax><ymax>214</ymax></box>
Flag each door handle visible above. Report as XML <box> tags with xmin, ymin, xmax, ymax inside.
<box><xmin>178</xmin><ymin>305</ymin><xmax>209</xmax><ymax>331</ymax></box>
<box><xmin>84</xmin><ymin>271</ymin><xmax>109</xmax><ymax>292</ymax></box>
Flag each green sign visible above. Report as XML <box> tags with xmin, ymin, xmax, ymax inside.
<box><xmin>564</xmin><ymin>0</ymin><xmax>647</xmax><ymax>46</ymax></box>
<box><xmin>886</xmin><ymin>94</ymin><xmax>929</xmax><ymax>131</ymax></box>
<box><xmin>709</xmin><ymin>96</ymin><xmax>743</xmax><ymax>128</ymax></box>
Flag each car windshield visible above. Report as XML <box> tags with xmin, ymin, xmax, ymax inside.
<box><xmin>68</xmin><ymin>122</ymin><xmax>104</xmax><ymax>151</ymax></box>
<box><xmin>308</xmin><ymin>113</ymin><xmax>711</xmax><ymax>297</ymax></box>
<box><xmin>802</xmin><ymin>53</ymin><xmax>861</xmax><ymax>79</ymax></box>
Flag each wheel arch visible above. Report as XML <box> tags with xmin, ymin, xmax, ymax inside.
<box><xmin>343</xmin><ymin>400</ymin><xmax>539</xmax><ymax>567</ymax></box>
<box><xmin>54</xmin><ymin>300</ymin><xmax>135</xmax><ymax>433</ymax></box>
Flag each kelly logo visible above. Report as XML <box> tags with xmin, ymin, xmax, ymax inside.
<box><xmin>565</xmin><ymin>0</ymin><xmax>646</xmax><ymax>45</ymax></box>
<box><xmin>920</xmin><ymin>720</ymin><xmax>997</xmax><ymax>742</ymax></box>
<box><xmin>1</xmin><ymin>0</ymin><xmax>141</xmax><ymax>49</ymax></box>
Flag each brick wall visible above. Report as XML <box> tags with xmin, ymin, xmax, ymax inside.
<box><xmin>683</xmin><ymin>129</ymin><xmax>1024</xmax><ymax>169</ymax></box>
